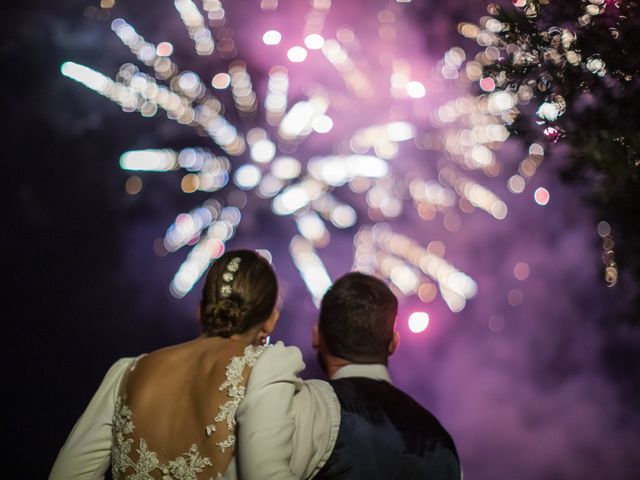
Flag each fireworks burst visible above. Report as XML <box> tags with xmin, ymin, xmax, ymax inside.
<box><xmin>61</xmin><ymin>0</ymin><xmax>522</xmax><ymax>312</ymax></box>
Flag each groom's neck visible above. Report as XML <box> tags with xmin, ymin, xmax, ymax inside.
<box><xmin>323</xmin><ymin>353</ymin><xmax>352</xmax><ymax>379</ymax></box>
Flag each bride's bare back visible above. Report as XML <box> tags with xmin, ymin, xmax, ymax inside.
<box><xmin>111</xmin><ymin>337</ymin><xmax>264</xmax><ymax>479</ymax></box>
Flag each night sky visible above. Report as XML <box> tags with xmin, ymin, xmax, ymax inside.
<box><xmin>5</xmin><ymin>0</ymin><xmax>640</xmax><ymax>478</ymax></box>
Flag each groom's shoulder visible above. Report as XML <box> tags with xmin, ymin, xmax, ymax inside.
<box><xmin>330</xmin><ymin>377</ymin><xmax>455</xmax><ymax>442</ymax></box>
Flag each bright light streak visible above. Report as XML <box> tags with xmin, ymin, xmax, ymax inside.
<box><xmin>386</xmin><ymin>122</ymin><xmax>415</xmax><ymax>141</ymax></box>
<box><xmin>272</xmin><ymin>179</ymin><xmax>326</xmax><ymax>215</ymax></box>
<box><xmin>61</xmin><ymin>61</ymin><xmax>142</xmax><ymax>112</ymax></box>
<box><xmin>279</xmin><ymin>102</ymin><xmax>314</xmax><ymax>139</ymax></box>
<box><xmin>279</xmin><ymin>96</ymin><xmax>329</xmax><ymax>140</ymax></box>
<box><xmin>265</xmin><ymin>66</ymin><xmax>288</xmax><ymax>125</ymax></box>
<box><xmin>273</xmin><ymin>186</ymin><xmax>310</xmax><ymax>215</ymax></box>
<box><xmin>307</xmin><ymin>155</ymin><xmax>389</xmax><ymax>185</ymax></box>
<box><xmin>289</xmin><ymin>236</ymin><xmax>332</xmax><ymax>306</ymax></box>
<box><xmin>164</xmin><ymin>205</ymin><xmax>218</xmax><ymax>252</ymax></box>
<box><xmin>174</xmin><ymin>0</ymin><xmax>214</xmax><ymax>55</ymax></box>
<box><xmin>439</xmin><ymin>285</ymin><xmax>466</xmax><ymax>312</ymax></box>
<box><xmin>470</xmin><ymin>145</ymin><xmax>495</xmax><ymax>167</ymax></box>
<box><xmin>271</xmin><ymin>156</ymin><xmax>301</xmax><ymax>180</ymax></box>
<box><xmin>295</xmin><ymin>212</ymin><xmax>328</xmax><ymax>244</ymax></box>
<box><xmin>409</xmin><ymin>179</ymin><xmax>456</xmax><ymax>209</ymax></box>
<box><xmin>355</xmin><ymin>225</ymin><xmax>478</xmax><ymax>312</ymax></box>
<box><xmin>202</xmin><ymin>0</ymin><xmax>226</xmax><ymax>24</ymax></box>
<box><xmin>258</xmin><ymin>174</ymin><xmax>285</xmax><ymax>198</ymax></box>
<box><xmin>330</xmin><ymin>205</ymin><xmax>357</xmax><ymax>228</ymax></box>
<box><xmin>322</xmin><ymin>39</ymin><xmax>373</xmax><ymax>98</ymax></box>
<box><xmin>312</xmin><ymin>115</ymin><xmax>333</xmax><ymax>133</ymax></box>
<box><xmin>195</xmin><ymin>104</ymin><xmax>245</xmax><ymax>155</ymax></box>
<box><xmin>311</xmin><ymin>193</ymin><xmax>358</xmax><ymax>229</ymax></box>
<box><xmin>170</xmin><ymin>236</ymin><xmax>225</xmax><ymax>298</ymax></box>
<box><xmin>351</xmin><ymin>122</ymin><xmax>415</xmax><ymax>153</ymax></box>
<box><xmin>229</xmin><ymin>61</ymin><xmax>257</xmax><ymax>115</ymax></box>
<box><xmin>119</xmin><ymin>147</ymin><xmax>229</xmax><ymax>191</ymax></box>
<box><xmin>390</xmin><ymin>265</ymin><xmax>420</xmax><ymax>294</ymax></box>
<box><xmin>111</xmin><ymin>19</ymin><xmax>158</xmax><ymax>66</ymax></box>
<box><xmin>61</xmin><ymin>61</ymin><xmax>112</xmax><ymax>92</ymax></box>
<box><xmin>119</xmin><ymin>149</ymin><xmax>178</xmax><ymax>171</ymax></box>
<box><xmin>170</xmin><ymin>205</ymin><xmax>240</xmax><ymax>297</ymax></box>
<box><xmin>440</xmin><ymin>167</ymin><xmax>508</xmax><ymax>220</ymax></box>
<box><xmin>67</xmin><ymin>5</ymin><xmax>524</xmax><ymax>309</ymax></box>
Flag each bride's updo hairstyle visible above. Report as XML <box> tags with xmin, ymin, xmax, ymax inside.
<box><xmin>200</xmin><ymin>249</ymin><xmax>278</xmax><ymax>338</ymax></box>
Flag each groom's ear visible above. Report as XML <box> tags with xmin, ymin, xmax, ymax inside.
<box><xmin>388</xmin><ymin>330</ymin><xmax>400</xmax><ymax>356</ymax></box>
<box><xmin>312</xmin><ymin>324</ymin><xmax>320</xmax><ymax>350</ymax></box>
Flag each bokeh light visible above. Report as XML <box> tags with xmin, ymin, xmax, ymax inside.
<box><xmin>304</xmin><ymin>33</ymin><xmax>325</xmax><ymax>50</ymax></box>
<box><xmin>513</xmin><ymin>262</ymin><xmax>530</xmax><ymax>281</ymax></box>
<box><xmin>406</xmin><ymin>80</ymin><xmax>426</xmax><ymax>98</ymax></box>
<box><xmin>488</xmin><ymin>314</ymin><xmax>505</xmax><ymax>333</ymax></box>
<box><xmin>234</xmin><ymin>164</ymin><xmax>262</xmax><ymax>190</ymax></box>
<box><xmin>311</xmin><ymin>114</ymin><xmax>333</xmax><ymax>133</ymax></box>
<box><xmin>156</xmin><ymin>41</ymin><xmax>173</xmax><ymax>57</ymax></box>
<box><xmin>597</xmin><ymin>220</ymin><xmax>611</xmax><ymax>237</ymax></box>
<box><xmin>408</xmin><ymin>311</ymin><xmax>430</xmax><ymax>333</ymax></box>
<box><xmin>262</xmin><ymin>29</ymin><xmax>282</xmax><ymax>45</ymax></box>
<box><xmin>287</xmin><ymin>46</ymin><xmax>308</xmax><ymax>62</ymax></box>
<box><xmin>508</xmin><ymin>288</ymin><xmax>524</xmax><ymax>306</ymax></box>
<box><xmin>479</xmin><ymin>77</ymin><xmax>495</xmax><ymax>92</ymax></box>
<box><xmin>59</xmin><ymin>0</ymin><xmax>563</xmax><ymax>311</ymax></box>
<box><xmin>534</xmin><ymin>187</ymin><xmax>550</xmax><ymax>206</ymax></box>
<box><xmin>124</xmin><ymin>176</ymin><xmax>142</xmax><ymax>195</ymax></box>
<box><xmin>211</xmin><ymin>72</ymin><xmax>231</xmax><ymax>89</ymax></box>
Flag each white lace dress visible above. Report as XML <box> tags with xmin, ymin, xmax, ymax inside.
<box><xmin>50</xmin><ymin>342</ymin><xmax>304</xmax><ymax>480</ymax></box>
<box><xmin>111</xmin><ymin>345</ymin><xmax>264</xmax><ymax>480</ymax></box>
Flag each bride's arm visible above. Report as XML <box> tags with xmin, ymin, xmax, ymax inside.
<box><xmin>236</xmin><ymin>342</ymin><xmax>304</xmax><ymax>480</ymax></box>
<box><xmin>49</xmin><ymin>357</ymin><xmax>134</xmax><ymax>480</ymax></box>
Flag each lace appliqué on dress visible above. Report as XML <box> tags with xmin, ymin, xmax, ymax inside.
<box><xmin>207</xmin><ymin>345</ymin><xmax>265</xmax><ymax>452</ymax></box>
<box><xmin>112</xmin><ymin>404</ymin><xmax>213</xmax><ymax>480</ymax></box>
<box><xmin>112</xmin><ymin>346</ymin><xmax>265</xmax><ymax>479</ymax></box>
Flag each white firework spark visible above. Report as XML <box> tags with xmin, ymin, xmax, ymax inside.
<box><xmin>61</xmin><ymin>0</ymin><xmax>524</xmax><ymax>312</ymax></box>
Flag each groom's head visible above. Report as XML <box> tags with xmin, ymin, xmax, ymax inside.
<box><xmin>316</xmin><ymin>272</ymin><xmax>398</xmax><ymax>366</ymax></box>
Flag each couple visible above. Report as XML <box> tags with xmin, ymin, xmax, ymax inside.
<box><xmin>51</xmin><ymin>249</ymin><xmax>460</xmax><ymax>479</ymax></box>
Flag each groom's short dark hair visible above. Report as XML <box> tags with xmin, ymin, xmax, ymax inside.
<box><xmin>319</xmin><ymin>272</ymin><xmax>397</xmax><ymax>364</ymax></box>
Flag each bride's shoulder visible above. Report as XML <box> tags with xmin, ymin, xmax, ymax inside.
<box><xmin>106</xmin><ymin>355</ymin><xmax>144</xmax><ymax>377</ymax></box>
<box><xmin>266</xmin><ymin>340</ymin><xmax>301</xmax><ymax>353</ymax></box>
<box><xmin>256</xmin><ymin>340</ymin><xmax>303</xmax><ymax>363</ymax></box>
<box><xmin>248</xmin><ymin>341</ymin><xmax>305</xmax><ymax>385</ymax></box>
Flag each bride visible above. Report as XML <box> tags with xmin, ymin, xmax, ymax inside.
<box><xmin>50</xmin><ymin>249</ymin><xmax>307</xmax><ymax>479</ymax></box>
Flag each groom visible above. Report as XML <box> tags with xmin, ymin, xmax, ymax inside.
<box><xmin>238</xmin><ymin>271</ymin><xmax>461</xmax><ymax>479</ymax></box>
<box><xmin>309</xmin><ymin>271</ymin><xmax>461</xmax><ymax>479</ymax></box>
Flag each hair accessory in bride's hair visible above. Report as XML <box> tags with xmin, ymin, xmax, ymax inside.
<box><xmin>220</xmin><ymin>256</ymin><xmax>241</xmax><ymax>298</ymax></box>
